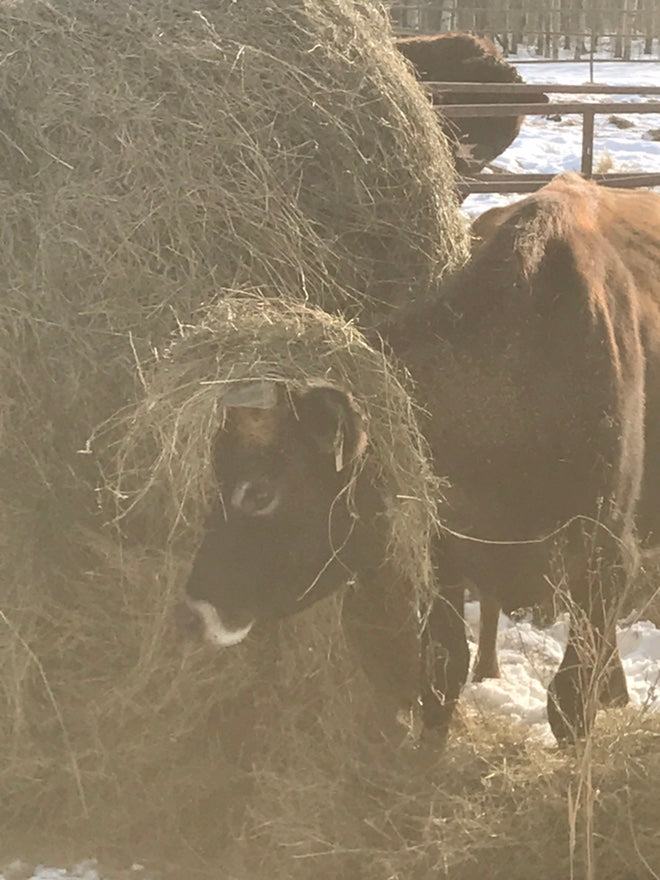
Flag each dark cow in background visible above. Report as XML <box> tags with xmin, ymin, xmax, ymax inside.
<box><xmin>181</xmin><ymin>174</ymin><xmax>660</xmax><ymax>744</ymax></box>
<box><xmin>395</xmin><ymin>33</ymin><xmax>548</xmax><ymax>175</ymax></box>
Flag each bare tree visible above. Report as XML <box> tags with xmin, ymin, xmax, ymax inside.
<box><xmin>385</xmin><ymin>0</ymin><xmax>659</xmax><ymax>58</ymax></box>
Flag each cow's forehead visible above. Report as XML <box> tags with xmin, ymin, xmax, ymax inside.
<box><xmin>227</xmin><ymin>404</ymin><xmax>289</xmax><ymax>449</ymax></box>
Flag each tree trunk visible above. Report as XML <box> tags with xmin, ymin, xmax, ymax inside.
<box><xmin>560</xmin><ymin>0</ymin><xmax>572</xmax><ymax>52</ymax></box>
<box><xmin>421</xmin><ymin>0</ymin><xmax>447</xmax><ymax>32</ymax></box>
<box><xmin>642</xmin><ymin>0</ymin><xmax>656</xmax><ymax>54</ymax></box>
<box><xmin>509</xmin><ymin>0</ymin><xmax>523</xmax><ymax>53</ymax></box>
<box><xmin>574</xmin><ymin>0</ymin><xmax>587</xmax><ymax>58</ymax></box>
<box><xmin>622</xmin><ymin>0</ymin><xmax>633</xmax><ymax>62</ymax></box>
<box><xmin>550</xmin><ymin>0</ymin><xmax>561</xmax><ymax>58</ymax></box>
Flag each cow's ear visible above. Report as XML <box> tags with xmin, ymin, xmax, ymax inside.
<box><xmin>296</xmin><ymin>386</ymin><xmax>368</xmax><ymax>472</ymax></box>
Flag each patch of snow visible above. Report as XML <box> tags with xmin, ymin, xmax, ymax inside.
<box><xmin>0</xmin><ymin>861</ymin><xmax>154</xmax><ymax>880</ymax></box>
<box><xmin>463</xmin><ymin>601</ymin><xmax>660</xmax><ymax>743</ymax></box>
<box><xmin>1</xmin><ymin>862</ymin><xmax>99</xmax><ymax>880</ymax></box>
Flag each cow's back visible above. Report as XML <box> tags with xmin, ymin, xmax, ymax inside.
<box><xmin>395</xmin><ymin>33</ymin><xmax>517</xmax><ymax>83</ymax></box>
<box><xmin>473</xmin><ymin>175</ymin><xmax>660</xmax><ymax>545</ymax></box>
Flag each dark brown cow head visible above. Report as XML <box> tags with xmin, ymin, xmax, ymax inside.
<box><xmin>394</xmin><ymin>33</ymin><xmax>548</xmax><ymax>176</ymax></box>
<box><xmin>181</xmin><ymin>380</ymin><xmax>382</xmax><ymax>647</ymax></box>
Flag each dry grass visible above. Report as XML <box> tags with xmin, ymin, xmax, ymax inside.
<box><xmin>0</xmin><ymin>0</ymin><xmax>464</xmax><ymax>861</ymax></box>
<box><xmin>630</xmin><ymin>555</ymin><xmax>660</xmax><ymax>627</ymax></box>
<box><xmin>5</xmin><ymin>700</ymin><xmax>659</xmax><ymax>879</ymax></box>
<box><xmin>596</xmin><ymin>151</ymin><xmax>615</xmax><ymax>173</ymax></box>
<box><xmin>193</xmin><ymin>701</ymin><xmax>659</xmax><ymax>880</ymax></box>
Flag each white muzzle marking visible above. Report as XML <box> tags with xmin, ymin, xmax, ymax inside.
<box><xmin>186</xmin><ymin>598</ymin><xmax>254</xmax><ymax>647</ymax></box>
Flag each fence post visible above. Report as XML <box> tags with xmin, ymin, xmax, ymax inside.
<box><xmin>581</xmin><ymin>109</ymin><xmax>595</xmax><ymax>178</ymax></box>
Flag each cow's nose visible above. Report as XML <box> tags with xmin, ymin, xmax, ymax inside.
<box><xmin>174</xmin><ymin>600</ymin><xmax>204</xmax><ymax>640</ymax></box>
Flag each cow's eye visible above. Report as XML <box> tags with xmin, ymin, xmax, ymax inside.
<box><xmin>230</xmin><ymin>478</ymin><xmax>280</xmax><ymax>517</ymax></box>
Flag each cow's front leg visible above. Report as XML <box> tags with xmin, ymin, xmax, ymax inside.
<box><xmin>472</xmin><ymin>591</ymin><xmax>501</xmax><ymax>682</ymax></box>
<box><xmin>547</xmin><ymin>537</ymin><xmax>630</xmax><ymax>743</ymax></box>
<box><xmin>341</xmin><ymin>562</ymin><xmax>423</xmax><ymax>736</ymax></box>
<box><xmin>420</xmin><ymin>583</ymin><xmax>470</xmax><ymax>741</ymax></box>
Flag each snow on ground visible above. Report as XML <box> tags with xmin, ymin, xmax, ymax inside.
<box><xmin>0</xmin><ymin>862</ymin><xmax>152</xmax><ymax>880</ymax></box>
<box><xmin>462</xmin><ymin>59</ymin><xmax>660</xmax><ymax>217</ymax></box>
<box><xmin>463</xmin><ymin>602</ymin><xmax>660</xmax><ymax>745</ymax></box>
<box><xmin>0</xmin><ymin>862</ymin><xmax>101</xmax><ymax>880</ymax></box>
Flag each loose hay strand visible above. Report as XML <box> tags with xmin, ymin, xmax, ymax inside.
<box><xmin>0</xmin><ymin>610</ymin><xmax>88</xmax><ymax>818</ymax></box>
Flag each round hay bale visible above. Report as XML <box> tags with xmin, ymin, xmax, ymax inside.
<box><xmin>0</xmin><ymin>0</ymin><xmax>467</xmax><ymax>329</ymax></box>
<box><xmin>0</xmin><ymin>0</ymin><xmax>465</xmax><ymax>858</ymax></box>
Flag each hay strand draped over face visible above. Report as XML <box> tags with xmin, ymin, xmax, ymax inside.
<box><xmin>0</xmin><ymin>0</ymin><xmax>464</xmax><ymax>855</ymax></box>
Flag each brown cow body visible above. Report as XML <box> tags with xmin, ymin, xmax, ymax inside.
<box><xmin>465</xmin><ymin>180</ymin><xmax>660</xmax><ymax>686</ymax></box>
<box><xmin>394</xmin><ymin>33</ymin><xmax>547</xmax><ymax>174</ymax></box>
<box><xmin>378</xmin><ymin>174</ymin><xmax>659</xmax><ymax>737</ymax></box>
<box><xmin>183</xmin><ymin>175</ymin><xmax>660</xmax><ymax>744</ymax></box>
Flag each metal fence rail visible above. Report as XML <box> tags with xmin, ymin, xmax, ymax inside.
<box><xmin>429</xmin><ymin>83</ymin><xmax>660</xmax><ymax>95</ymax></box>
<box><xmin>460</xmin><ymin>173</ymin><xmax>660</xmax><ymax>195</ymax></box>
<box><xmin>426</xmin><ymin>81</ymin><xmax>660</xmax><ymax>194</ymax></box>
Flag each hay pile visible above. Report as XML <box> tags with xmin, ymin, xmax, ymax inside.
<box><xmin>0</xmin><ymin>0</ymin><xmax>467</xmax><ymax>860</ymax></box>
<box><xmin>223</xmin><ymin>708</ymin><xmax>660</xmax><ymax>880</ymax></box>
<box><xmin>0</xmin><ymin>0</ymin><xmax>466</xmax><ymax>326</ymax></box>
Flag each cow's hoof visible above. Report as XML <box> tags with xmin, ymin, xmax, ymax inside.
<box><xmin>419</xmin><ymin>724</ymin><xmax>450</xmax><ymax>751</ymax></box>
<box><xmin>547</xmin><ymin>691</ymin><xmax>594</xmax><ymax>745</ymax></box>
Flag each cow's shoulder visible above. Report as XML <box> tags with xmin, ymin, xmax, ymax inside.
<box><xmin>468</xmin><ymin>175</ymin><xmax>654</xmax><ymax>319</ymax></box>
<box><xmin>473</xmin><ymin>174</ymin><xmax>660</xmax><ymax>273</ymax></box>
